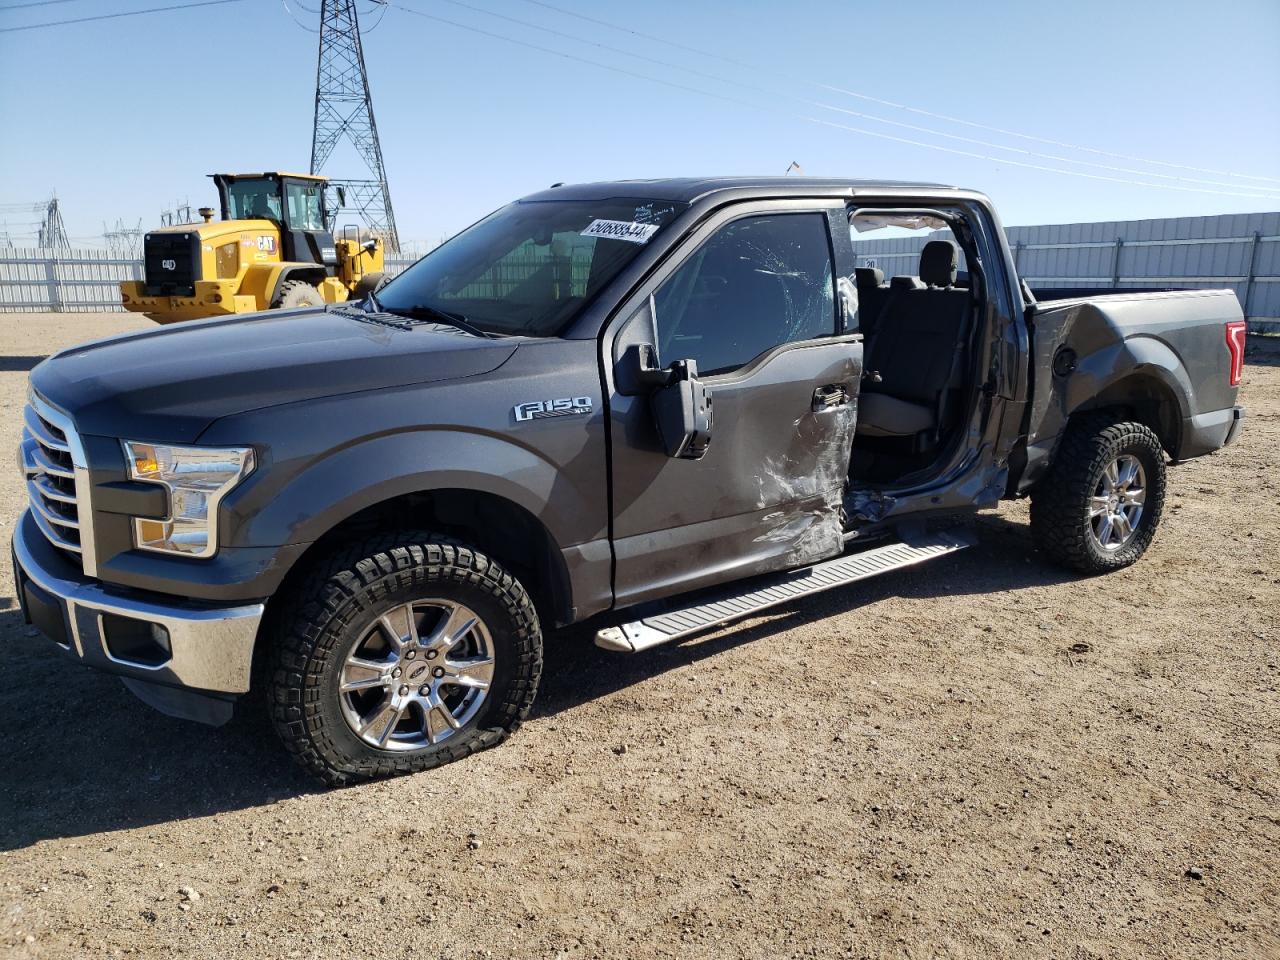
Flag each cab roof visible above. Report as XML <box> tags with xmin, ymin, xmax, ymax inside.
<box><xmin>209</xmin><ymin>172</ymin><xmax>328</xmax><ymax>182</ymax></box>
<box><xmin>520</xmin><ymin>176</ymin><xmax>967</xmax><ymax>204</ymax></box>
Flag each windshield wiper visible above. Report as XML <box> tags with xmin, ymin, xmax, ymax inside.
<box><xmin>382</xmin><ymin>303</ymin><xmax>496</xmax><ymax>339</ymax></box>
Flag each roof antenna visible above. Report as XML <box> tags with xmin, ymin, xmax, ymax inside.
<box><xmin>784</xmin><ymin>161</ymin><xmax>804</xmax><ymax>176</ymax></box>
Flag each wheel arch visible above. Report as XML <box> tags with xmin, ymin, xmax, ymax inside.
<box><xmin>1074</xmin><ymin>369</ymin><xmax>1185</xmax><ymax>456</ymax></box>
<box><xmin>262</xmin><ymin>486</ymin><xmax>575</xmax><ymax>640</ymax></box>
<box><xmin>271</xmin><ymin>267</ymin><xmax>327</xmax><ymax>304</ymax></box>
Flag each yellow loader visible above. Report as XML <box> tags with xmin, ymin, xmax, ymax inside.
<box><xmin>120</xmin><ymin>172</ymin><xmax>386</xmax><ymax>324</ymax></box>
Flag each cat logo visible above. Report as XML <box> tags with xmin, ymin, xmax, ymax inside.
<box><xmin>256</xmin><ymin>235</ymin><xmax>277</xmax><ymax>253</ymax></box>
<box><xmin>161</xmin><ymin>259</ymin><xmax>176</xmax><ymax>271</ymax></box>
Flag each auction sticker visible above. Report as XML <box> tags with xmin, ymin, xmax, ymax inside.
<box><xmin>581</xmin><ymin>219</ymin><xmax>659</xmax><ymax>244</ymax></box>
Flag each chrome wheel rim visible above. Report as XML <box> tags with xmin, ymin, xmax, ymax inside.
<box><xmin>1089</xmin><ymin>454</ymin><xmax>1146</xmax><ymax>552</ymax></box>
<box><xmin>338</xmin><ymin>600</ymin><xmax>495</xmax><ymax>751</ymax></box>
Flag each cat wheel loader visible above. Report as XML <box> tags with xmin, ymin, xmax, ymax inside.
<box><xmin>120</xmin><ymin>172</ymin><xmax>386</xmax><ymax>324</ymax></box>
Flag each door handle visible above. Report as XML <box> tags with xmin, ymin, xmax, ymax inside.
<box><xmin>812</xmin><ymin>384</ymin><xmax>850</xmax><ymax>412</ymax></box>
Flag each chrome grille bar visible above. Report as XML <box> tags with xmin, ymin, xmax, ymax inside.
<box><xmin>22</xmin><ymin>404</ymin><xmax>70</xmax><ymax>453</ymax></box>
<box><xmin>21</xmin><ymin>392</ymin><xmax>95</xmax><ymax>575</ymax></box>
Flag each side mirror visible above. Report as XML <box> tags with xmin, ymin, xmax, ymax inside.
<box><xmin>335</xmin><ymin>186</ymin><xmax>347</xmax><ymax>207</ymax></box>
<box><xmin>616</xmin><ymin>344</ymin><xmax>713</xmax><ymax>459</ymax></box>
<box><xmin>652</xmin><ymin>359</ymin><xmax>713</xmax><ymax>459</ymax></box>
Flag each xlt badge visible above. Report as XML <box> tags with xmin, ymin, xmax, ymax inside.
<box><xmin>513</xmin><ymin>397</ymin><xmax>592</xmax><ymax>422</ymax></box>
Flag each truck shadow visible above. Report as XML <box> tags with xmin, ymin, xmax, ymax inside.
<box><xmin>0</xmin><ymin>515</ymin><xmax>1071</xmax><ymax>851</ymax></box>
<box><xmin>0</xmin><ymin>355</ymin><xmax>47</xmax><ymax>372</ymax></box>
<box><xmin>532</xmin><ymin>514</ymin><xmax>1066</xmax><ymax>719</ymax></box>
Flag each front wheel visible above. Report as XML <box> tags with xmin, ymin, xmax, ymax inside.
<box><xmin>273</xmin><ymin>279</ymin><xmax>326</xmax><ymax>309</ymax></box>
<box><xmin>269</xmin><ymin>536</ymin><xmax>542</xmax><ymax>785</ymax></box>
<box><xmin>1030</xmin><ymin>415</ymin><xmax>1167</xmax><ymax>573</ymax></box>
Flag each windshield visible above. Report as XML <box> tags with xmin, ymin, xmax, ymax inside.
<box><xmin>225</xmin><ymin>178</ymin><xmax>282</xmax><ymax>223</ymax></box>
<box><xmin>376</xmin><ymin>198</ymin><xmax>687</xmax><ymax>337</ymax></box>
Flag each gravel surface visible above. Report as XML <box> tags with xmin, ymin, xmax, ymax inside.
<box><xmin>0</xmin><ymin>313</ymin><xmax>1277</xmax><ymax>959</ymax></box>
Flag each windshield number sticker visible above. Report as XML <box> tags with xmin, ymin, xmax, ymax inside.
<box><xmin>581</xmin><ymin>219</ymin><xmax>659</xmax><ymax>244</ymax></box>
<box><xmin>514</xmin><ymin>397</ymin><xmax>593</xmax><ymax>422</ymax></box>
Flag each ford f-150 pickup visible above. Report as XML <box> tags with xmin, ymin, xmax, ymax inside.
<box><xmin>13</xmin><ymin>178</ymin><xmax>1247</xmax><ymax>783</ymax></box>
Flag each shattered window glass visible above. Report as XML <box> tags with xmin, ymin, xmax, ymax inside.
<box><xmin>654</xmin><ymin>213</ymin><xmax>835</xmax><ymax>375</ymax></box>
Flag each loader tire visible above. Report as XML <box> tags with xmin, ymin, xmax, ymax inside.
<box><xmin>273</xmin><ymin>279</ymin><xmax>326</xmax><ymax>309</ymax></box>
<box><xmin>352</xmin><ymin>271</ymin><xmax>387</xmax><ymax>302</ymax></box>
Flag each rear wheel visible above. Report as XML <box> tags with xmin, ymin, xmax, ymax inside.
<box><xmin>273</xmin><ymin>279</ymin><xmax>325</xmax><ymax>309</ymax></box>
<box><xmin>269</xmin><ymin>535</ymin><xmax>542</xmax><ymax>785</ymax></box>
<box><xmin>1030</xmin><ymin>415</ymin><xmax>1167</xmax><ymax>573</ymax></box>
<box><xmin>352</xmin><ymin>271</ymin><xmax>387</xmax><ymax>301</ymax></box>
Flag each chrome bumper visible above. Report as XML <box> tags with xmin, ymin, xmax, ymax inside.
<box><xmin>11</xmin><ymin>509</ymin><xmax>263</xmax><ymax>696</ymax></box>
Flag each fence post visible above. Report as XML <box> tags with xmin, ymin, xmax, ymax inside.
<box><xmin>1242</xmin><ymin>231</ymin><xmax>1262</xmax><ymax>322</ymax></box>
<box><xmin>44</xmin><ymin>251</ymin><xmax>63</xmax><ymax>312</ymax></box>
<box><xmin>1110</xmin><ymin>238</ymin><xmax>1124</xmax><ymax>289</ymax></box>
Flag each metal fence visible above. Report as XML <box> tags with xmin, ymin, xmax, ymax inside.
<box><xmin>849</xmin><ymin>211</ymin><xmax>1280</xmax><ymax>331</ymax></box>
<box><xmin>0</xmin><ymin>249</ymin><xmax>422</xmax><ymax>313</ymax></box>
<box><xmin>0</xmin><ymin>248</ymin><xmax>145</xmax><ymax>312</ymax></box>
<box><xmin>3</xmin><ymin>212</ymin><xmax>1279</xmax><ymax>331</ymax></box>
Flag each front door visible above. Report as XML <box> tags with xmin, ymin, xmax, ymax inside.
<box><xmin>607</xmin><ymin>204</ymin><xmax>862</xmax><ymax>607</ymax></box>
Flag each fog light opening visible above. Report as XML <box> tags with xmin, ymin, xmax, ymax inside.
<box><xmin>101</xmin><ymin>613</ymin><xmax>172</xmax><ymax>668</ymax></box>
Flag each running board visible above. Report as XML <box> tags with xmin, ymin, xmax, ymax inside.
<box><xmin>594</xmin><ymin>529</ymin><xmax>977</xmax><ymax>653</ymax></box>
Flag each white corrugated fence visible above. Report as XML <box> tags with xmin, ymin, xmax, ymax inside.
<box><xmin>2</xmin><ymin>212</ymin><xmax>1278</xmax><ymax>331</ymax></box>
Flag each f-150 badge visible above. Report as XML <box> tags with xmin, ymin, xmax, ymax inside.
<box><xmin>513</xmin><ymin>397</ymin><xmax>593</xmax><ymax>422</ymax></box>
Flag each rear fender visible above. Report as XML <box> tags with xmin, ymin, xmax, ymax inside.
<box><xmin>1019</xmin><ymin>301</ymin><xmax>1192</xmax><ymax>492</ymax></box>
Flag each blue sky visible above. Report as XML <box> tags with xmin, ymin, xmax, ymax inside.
<box><xmin>1</xmin><ymin>0</ymin><xmax>1278</xmax><ymax>248</ymax></box>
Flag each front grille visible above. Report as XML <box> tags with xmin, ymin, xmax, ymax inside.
<box><xmin>143</xmin><ymin>232</ymin><xmax>201</xmax><ymax>296</ymax></box>
<box><xmin>20</xmin><ymin>396</ymin><xmax>88</xmax><ymax>571</ymax></box>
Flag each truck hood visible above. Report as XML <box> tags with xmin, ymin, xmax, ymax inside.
<box><xmin>30</xmin><ymin>307</ymin><xmax>519</xmax><ymax>442</ymax></box>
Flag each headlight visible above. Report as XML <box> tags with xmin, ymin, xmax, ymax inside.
<box><xmin>123</xmin><ymin>441</ymin><xmax>255</xmax><ymax>557</ymax></box>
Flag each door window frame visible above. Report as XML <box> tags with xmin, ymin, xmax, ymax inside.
<box><xmin>604</xmin><ymin>199</ymin><xmax>859</xmax><ymax>386</ymax></box>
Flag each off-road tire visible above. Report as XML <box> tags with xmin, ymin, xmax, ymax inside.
<box><xmin>269</xmin><ymin>534</ymin><xmax>542</xmax><ymax>786</ymax></box>
<box><xmin>352</xmin><ymin>271</ymin><xmax>387</xmax><ymax>301</ymax></box>
<box><xmin>1030</xmin><ymin>415</ymin><xmax>1166</xmax><ymax>574</ymax></box>
<box><xmin>273</xmin><ymin>279</ymin><xmax>326</xmax><ymax>309</ymax></box>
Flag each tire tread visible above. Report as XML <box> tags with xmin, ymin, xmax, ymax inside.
<box><xmin>1030</xmin><ymin>414</ymin><xmax>1166</xmax><ymax>574</ymax></box>
<box><xmin>268</xmin><ymin>532</ymin><xmax>542</xmax><ymax>786</ymax></box>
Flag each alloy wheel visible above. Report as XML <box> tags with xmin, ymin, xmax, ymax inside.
<box><xmin>338</xmin><ymin>600</ymin><xmax>495</xmax><ymax>750</ymax></box>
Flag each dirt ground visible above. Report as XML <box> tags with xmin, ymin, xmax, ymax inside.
<box><xmin>0</xmin><ymin>312</ymin><xmax>1276</xmax><ymax>960</ymax></box>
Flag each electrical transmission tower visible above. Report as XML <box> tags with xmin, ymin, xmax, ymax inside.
<box><xmin>38</xmin><ymin>196</ymin><xmax>71</xmax><ymax>251</ymax></box>
<box><xmin>103</xmin><ymin>218</ymin><xmax>144</xmax><ymax>258</ymax></box>
<box><xmin>159</xmin><ymin>201</ymin><xmax>194</xmax><ymax>228</ymax></box>
<box><xmin>311</xmin><ymin>0</ymin><xmax>399</xmax><ymax>252</ymax></box>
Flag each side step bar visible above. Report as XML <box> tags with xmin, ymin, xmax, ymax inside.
<box><xmin>594</xmin><ymin>528</ymin><xmax>977</xmax><ymax>653</ymax></box>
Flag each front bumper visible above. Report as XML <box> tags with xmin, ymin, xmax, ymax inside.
<box><xmin>119</xmin><ymin>280</ymin><xmax>258</xmax><ymax>323</ymax></box>
<box><xmin>11</xmin><ymin>509</ymin><xmax>264</xmax><ymax>722</ymax></box>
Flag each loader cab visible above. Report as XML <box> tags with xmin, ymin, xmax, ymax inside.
<box><xmin>211</xmin><ymin>172</ymin><xmax>339</xmax><ymax>272</ymax></box>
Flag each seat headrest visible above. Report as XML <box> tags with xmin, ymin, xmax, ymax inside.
<box><xmin>920</xmin><ymin>240</ymin><xmax>958</xmax><ymax>287</ymax></box>
<box><xmin>889</xmin><ymin>275</ymin><xmax>926</xmax><ymax>292</ymax></box>
<box><xmin>854</xmin><ymin>266</ymin><xmax>884</xmax><ymax>289</ymax></box>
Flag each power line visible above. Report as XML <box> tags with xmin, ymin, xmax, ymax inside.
<box><xmin>0</xmin><ymin>0</ymin><xmax>246</xmax><ymax>33</ymax></box>
<box><xmin>0</xmin><ymin>0</ymin><xmax>88</xmax><ymax>11</ymax></box>
<box><xmin>510</xmin><ymin>0</ymin><xmax>1280</xmax><ymax>188</ymax></box>
<box><xmin>410</xmin><ymin>0</ymin><xmax>1279</xmax><ymax>197</ymax></box>
<box><xmin>390</xmin><ymin>4</ymin><xmax>1280</xmax><ymax>201</ymax></box>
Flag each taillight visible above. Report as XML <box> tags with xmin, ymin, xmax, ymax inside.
<box><xmin>1225</xmin><ymin>320</ymin><xmax>1246</xmax><ymax>386</ymax></box>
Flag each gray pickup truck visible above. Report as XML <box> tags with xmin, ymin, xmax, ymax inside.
<box><xmin>14</xmin><ymin>178</ymin><xmax>1247</xmax><ymax>784</ymax></box>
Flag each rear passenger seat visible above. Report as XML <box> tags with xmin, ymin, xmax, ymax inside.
<box><xmin>855</xmin><ymin>240</ymin><xmax>971</xmax><ymax>442</ymax></box>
